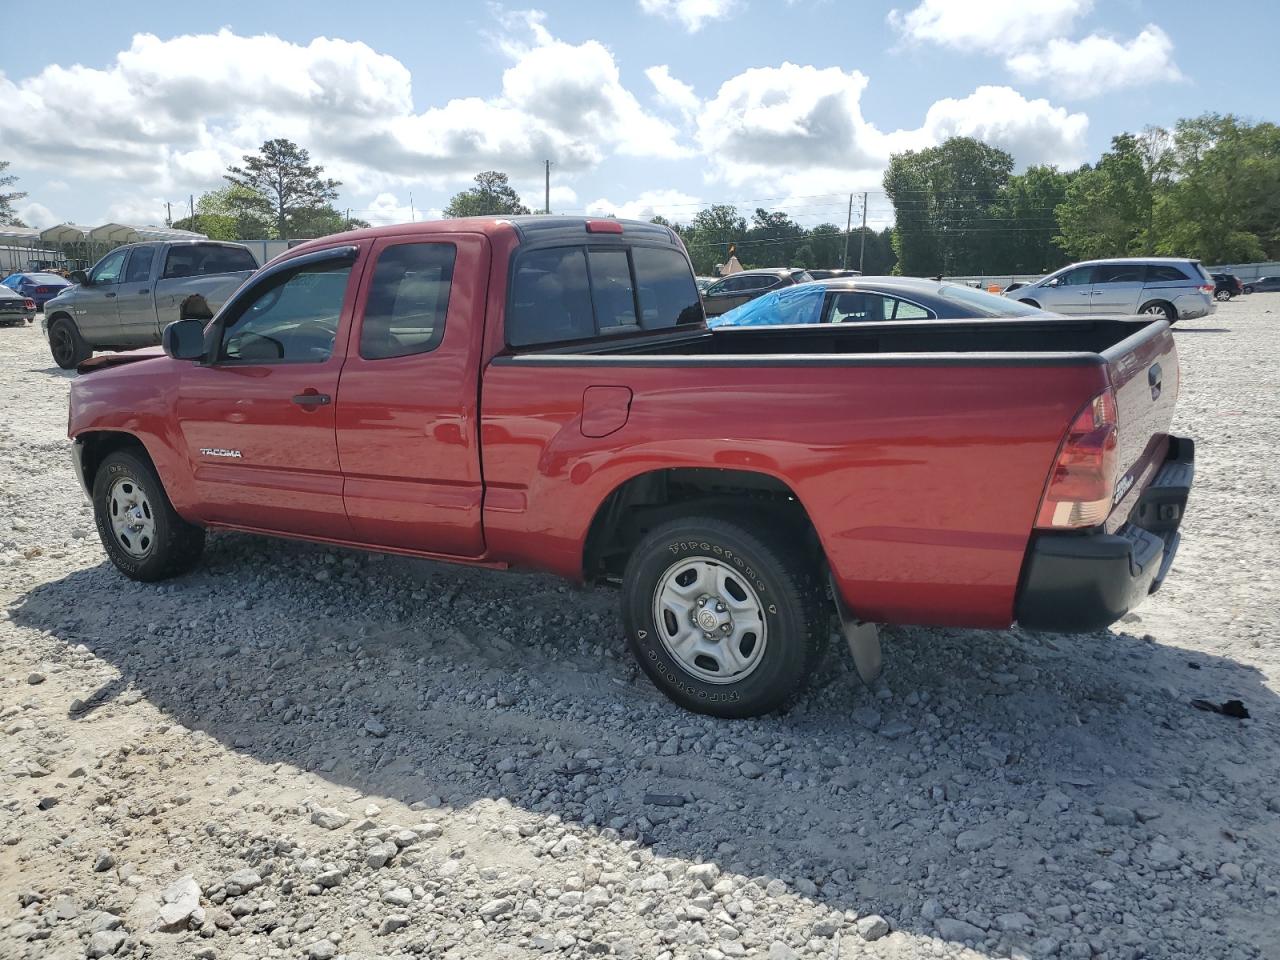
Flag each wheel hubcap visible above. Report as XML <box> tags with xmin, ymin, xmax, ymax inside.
<box><xmin>108</xmin><ymin>477</ymin><xmax>156</xmax><ymax>558</ymax></box>
<box><xmin>1143</xmin><ymin>305</ymin><xmax>1166</xmax><ymax>316</ymax></box>
<box><xmin>652</xmin><ymin>558</ymin><xmax>767</xmax><ymax>684</ymax></box>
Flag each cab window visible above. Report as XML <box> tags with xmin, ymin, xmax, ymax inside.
<box><xmin>359</xmin><ymin>243</ymin><xmax>456</xmax><ymax>360</ymax></box>
<box><xmin>90</xmin><ymin>249</ymin><xmax>128</xmax><ymax>285</ymax></box>
<box><xmin>219</xmin><ymin>260</ymin><xmax>353</xmax><ymax>364</ymax></box>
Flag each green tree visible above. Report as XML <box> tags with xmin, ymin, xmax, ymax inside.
<box><xmin>1152</xmin><ymin>114</ymin><xmax>1280</xmax><ymax>262</ymax></box>
<box><xmin>224</xmin><ymin>139</ymin><xmax>341</xmax><ymax>239</ymax></box>
<box><xmin>988</xmin><ymin>165</ymin><xmax>1072</xmax><ymax>273</ymax></box>
<box><xmin>883</xmin><ymin>137</ymin><xmax>1014</xmax><ymax>276</ymax></box>
<box><xmin>742</xmin><ymin>208</ymin><xmax>804</xmax><ymax>268</ymax></box>
<box><xmin>443</xmin><ymin>171</ymin><xmax>531</xmax><ymax>218</ymax></box>
<box><xmin>1055</xmin><ymin>133</ymin><xmax>1156</xmax><ymax>260</ymax></box>
<box><xmin>683</xmin><ymin>204</ymin><xmax>747</xmax><ymax>275</ymax></box>
<box><xmin>0</xmin><ymin>161</ymin><xmax>27</xmax><ymax>226</ymax></box>
<box><xmin>171</xmin><ymin>185</ymin><xmax>271</xmax><ymax>240</ymax></box>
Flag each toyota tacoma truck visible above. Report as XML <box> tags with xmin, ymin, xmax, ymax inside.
<box><xmin>65</xmin><ymin>216</ymin><xmax>1194</xmax><ymax>717</ymax></box>
<box><xmin>43</xmin><ymin>240</ymin><xmax>258</xmax><ymax>369</ymax></box>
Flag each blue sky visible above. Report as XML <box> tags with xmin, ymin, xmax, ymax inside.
<box><xmin>3</xmin><ymin>0</ymin><xmax>1275</xmax><ymax>235</ymax></box>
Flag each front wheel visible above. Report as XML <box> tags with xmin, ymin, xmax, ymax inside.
<box><xmin>92</xmin><ymin>450</ymin><xmax>206</xmax><ymax>581</ymax></box>
<box><xmin>1243</xmin><ymin>286</ymin><xmax>1254</xmax><ymax>295</ymax></box>
<box><xmin>1214</xmin><ymin>290</ymin><xmax>1231</xmax><ymax>302</ymax></box>
<box><xmin>49</xmin><ymin>317</ymin><xmax>90</xmax><ymax>369</ymax></box>
<box><xmin>621</xmin><ymin>514</ymin><xmax>827</xmax><ymax>718</ymax></box>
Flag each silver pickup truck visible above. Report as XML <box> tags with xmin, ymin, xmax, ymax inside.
<box><xmin>42</xmin><ymin>240</ymin><xmax>258</xmax><ymax>368</ymax></box>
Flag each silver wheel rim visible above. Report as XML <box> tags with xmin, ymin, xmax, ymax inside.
<box><xmin>652</xmin><ymin>558</ymin><xmax>767</xmax><ymax>684</ymax></box>
<box><xmin>108</xmin><ymin>476</ymin><xmax>156</xmax><ymax>558</ymax></box>
<box><xmin>1142</xmin><ymin>304</ymin><xmax>1168</xmax><ymax>316</ymax></box>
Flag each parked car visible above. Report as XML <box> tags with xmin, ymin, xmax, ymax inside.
<box><xmin>807</xmin><ymin>268</ymin><xmax>862</xmax><ymax>280</ymax></box>
<box><xmin>707</xmin><ymin>277</ymin><xmax>1051</xmax><ymax>329</ymax></box>
<box><xmin>701</xmin><ymin>267</ymin><xmax>814</xmax><ymax>316</ymax></box>
<box><xmin>2</xmin><ymin>271</ymin><xmax>71</xmax><ymax>308</ymax></box>
<box><xmin>0</xmin><ymin>285</ymin><xmax>36</xmax><ymax>326</ymax></box>
<box><xmin>695</xmin><ymin>276</ymin><xmax>718</xmax><ymax>293</ymax></box>
<box><xmin>1211</xmin><ymin>273</ymin><xmax>1243</xmax><ymax>301</ymax></box>
<box><xmin>42</xmin><ymin>240</ymin><xmax>258</xmax><ymax>369</ymax></box>
<box><xmin>67</xmin><ymin>216</ymin><xmax>1193</xmax><ymax>718</ymax></box>
<box><xmin>1010</xmin><ymin>258</ymin><xmax>1214</xmax><ymax>322</ymax></box>
<box><xmin>1242</xmin><ymin>276</ymin><xmax>1280</xmax><ymax>294</ymax></box>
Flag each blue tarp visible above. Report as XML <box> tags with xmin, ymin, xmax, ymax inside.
<box><xmin>706</xmin><ymin>283</ymin><xmax>826</xmax><ymax>329</ymax></box>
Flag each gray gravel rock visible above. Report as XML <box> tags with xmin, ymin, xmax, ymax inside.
<box><xmin>86</xmin><ymin>929</ymin><xmax>126</xmax><ymax>957</ymax></box>
<box><xmin>935</xmin><ymin>917</ymin><xmax>985</xmax><ymax>942</ymax></box>
<box><xmin>155</xmin><ymin>875</ymin><xmax>203</xmax><ymax>931</ymax></box>
<box><xmin>310</xmin><ymin>807</ymin><xmax>350</xmax><ymax>830</ymax></box>
<box><xmin>856</xmin><ymin>915</ymin><xmax>889</xmax><ymax>941</ymax></box>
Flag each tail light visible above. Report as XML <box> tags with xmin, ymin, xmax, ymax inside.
<box><xmin>1199</xmin><ymin>283</ymin><xmax>1213</xmax><ymax>295</ymax></box>
<box><xmin>1036</xmin><ymin>390</ymin><xmax>1119</xmax><ymax>529</ymax></box>
<box><xmin>23</xmin><ymin>298</ymin><xmax>35</xmax><ymax>310</ymax></box>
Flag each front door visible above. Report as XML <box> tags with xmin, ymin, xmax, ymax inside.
<box><xmin>1089</xmin><ymin>263</ymin><xmax>1146</xmax><ymax>315</ymax></box>
<box><xmin>1040</xmin><ymin>265</ymin><xmax>1095</xmax><ymax>314</ymax></box>
<box><xmin>175</xmin><ymin>247</ymin><xmax>361</xmax><ymax>539</ymax></box>
<box><xmin>115</xmin><ymin>245</ymin><xmax>160</xmax><ymax>345</ymax></box>
<box><xmin>76</xmin><ymin>248</ymin><xmax>128</xmax><ymax>342</ymax></box>
<box><xmin>335</xmin><ymin>234</ymin><xmax>488</xmax><ymax>556</ymax></box>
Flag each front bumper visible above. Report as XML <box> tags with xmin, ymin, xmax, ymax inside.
<box><xmin>1015</xmin><ymin>436</ymin><xmax>1194</xmax><ymax>632</ymax></box>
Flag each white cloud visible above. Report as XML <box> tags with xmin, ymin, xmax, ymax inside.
<box><xmin>0</xmin><ymin>22</ymin><xmax>684</xmax><ymax>209</ymax></box>
<box><xmin>585</xmin><ymin>189</ymin><xmax>703</xmax><ymax>220</ymax></box>
<box><xmin>646</xmin><ymin>65</ymin><xmax>701</xmax><ymax>121</ymax></box>
<box><xmin>17</xmin><ymin>202</ymin><xmax>60</xmax><ymax>229</ymax></box>
<box><xmin>1006</xmin><ymin>26</ymin><xmax>1181</xmax><ymax>98</ymax></box>
<box><xmin>638</xmin><ymin>0</ymin><xmax>736</xmax><ymax>32</ymax></box>
<box><xmin>519</xmin><ymin>184</ymin><xmax>579</xmax><ymax>212</ymax></box>
<box><xmin>697</xmin><ymin>64</ymin><xmax>1089</xmax><ymax>195</ymax></box>
<box><xmin>889</xmin><ymin>0</ymin><xmax>1092</xmax><ymax>52</ymax></box>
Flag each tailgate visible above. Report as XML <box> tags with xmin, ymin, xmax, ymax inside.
<box><xmin>1102</xmin><ymin>320</ymin><xmax>1179</xmax><ymax>532</ymax></box>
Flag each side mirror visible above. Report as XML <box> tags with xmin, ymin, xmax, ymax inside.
<box><xmin>70</xmin><ymin>270</ymin><xmax>90</xmax><ymax>285</ymax></box>
<box><xmin>162</xmin><ymin>318</ymin><xmax>206</xmax><ymax>361</ymax></box>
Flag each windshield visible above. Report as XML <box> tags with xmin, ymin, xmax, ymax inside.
<box><xmin>937</xmin><ymin>283</ymin><xmax>1046</xmax><ymax>316</ymax></box>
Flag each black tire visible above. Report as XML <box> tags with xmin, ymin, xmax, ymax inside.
<box><xmin>92</xmin><ymin>449</ymin><xmax>205</xmax><ymax>582</ymax></box>
<box><xmin>1243</xmin><ymin>285</ymin><xmax>1254</xmax><ymax>295</ymax></box>
<box><xmin>1018</xmin><ymin>298</ymin><xmax>1040</xmax><ymax>309</ymax></box>
<box><xmin>1214</xmin><ymin>289</ymin><xmax>1231</xmax><ymax>302</ymax></box>
<box><xmin>49</xmin><ymin>316</ymin><xmax>91</xmax><ymax>369</ymax></box>
<box><xmin>1138</xmin><ymin>300</ymin><xmax>1176</xmax><ymax>322</ymax></box>
<box><xmin>621</xmin><ymin>513</ymin><xmax>827</xmax><ymax>718</ymax></box>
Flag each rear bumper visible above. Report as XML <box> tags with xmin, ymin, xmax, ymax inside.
<box><xmin>1015</xmin><ymin>436</ymin><xmax>1194</xmax><ymax>632</ymax></box>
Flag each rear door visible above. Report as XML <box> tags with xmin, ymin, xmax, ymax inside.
<box><xmin>115</xmin><ymin>245</ymin><xmax>161</xmax><ymax>345</ymax></box>
<box><xmin>335</xmin><ymin>233</ymin><xmax>489</xmax><ymax>556</ymax></box>
<box><xmin>175</xmin><ymin>245</ymin><xmax>361</xmax><ymax>539</ymax></box>
<box><xmin>1090</xmin><ymin>263</ymin><xmax>1146</xmax><ymax>314</ymax></box>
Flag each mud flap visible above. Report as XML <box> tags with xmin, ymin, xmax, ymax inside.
<box><xmin>829</xmin><ymin>575</ymin><xmax>882</xmax><ymax>685</ymax></box>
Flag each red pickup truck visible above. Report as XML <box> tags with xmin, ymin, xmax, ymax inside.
<box><xmin>67</xmin><ymin>216</ymin><xmax>1194</xmax><ymax>717</ymax></box>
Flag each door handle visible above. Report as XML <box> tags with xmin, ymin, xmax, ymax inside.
<box><xmin>292</xmin><ymin>392</ymin><xmax>331</xmax><ymax>407</ymax></box>
<box><xmin>105</xmin><ymin>292</ymin><xmax>116</xmax><ymax>298</ymax></box>
<box><xmin>138</xmin><ymin>289</ymin><xmax>150</xmax><ymax>295</ymax></box>
<box><xmin>1079</xmin><ymin>291</ymin><xmax>1091</xmax><ymax>296</ymax></box>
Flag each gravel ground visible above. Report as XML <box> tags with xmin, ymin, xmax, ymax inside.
<box><xmin>1</xmin><ymin>301</ymin><xmax>1278</xmax><ymax>960</ymax></box>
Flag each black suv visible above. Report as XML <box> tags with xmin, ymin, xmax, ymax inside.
<box><xmin>701</xmin><ymin>268</ymin><xmax>814</xmax><ymax>317</ymax></box>
<box><xmin>1212</xmin><ymin>273</ymin><xmax>1243</xmax><ymax>301</ymax></box>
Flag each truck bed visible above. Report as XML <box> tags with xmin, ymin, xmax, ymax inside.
<box><xmin>513</xmin><ymin>316</ymin><xmax>1160</xmax><ymax>365</ymax></box>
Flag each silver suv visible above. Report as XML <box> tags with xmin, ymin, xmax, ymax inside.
<box><xmin>1011</xmin><ymin>258</ymin><xmax>1215</xmax><ymax>322</ymax></box>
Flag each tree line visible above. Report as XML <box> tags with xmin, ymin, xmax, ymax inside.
<box><xmin>885</xmin><ymin>113</ymin><xmax>1280</xmax><ymax>276</ymax></box>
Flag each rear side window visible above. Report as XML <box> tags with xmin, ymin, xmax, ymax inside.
<box><xmin>1145</xmin><ymin>265</ymin><xmax>1190</xmax><ymax>283</ymax></box>
<box><xmin>164</xmin><ymin>244</ymin><xmax>258</xmax><ymax>279</ymax></box>
<box><xmin>1095</xmin><ymin>264</ymin><xmax>1144</xmax><ymax>284</ymax></box>
<box><xmin>508</xmin><ymin>244</ymin><xmax>700</xmax><ymax>347</ymax></box>
<box><xmin>124</xmin><ymin>247</ymin><xmax>155</xmax><ymax>283</ymax></box>
<box><xmin>360</xmin><ymin>243</ymin><xmax>456</xmax><ymax>360</ymax></box>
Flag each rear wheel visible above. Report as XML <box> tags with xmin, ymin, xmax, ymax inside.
<box><xmin>1214</xmin><ymin>289</ymin><xmax>1232</xmax><ymax>302</ymax></box>
<box><xmin>1139</xmin><ymin>300</ymin><xmax>1176</xmax><ymax>321</ymax></box>
<box><xmin>49</xmin><ymin>317</ymin><xmax>90</xmax><ymax>369</ymax></box>
<box><xmin>92</xmin><ymin>450</ymin><xmax>205</xmax><ymax>581</ymax></box>
<box><xmin>621</xmin><ymin>513</ymin><xmax>827</xmax><ymax>718</ymax></box>
<box><xmin>1243</xmin><ymin>285</ymin><xmax>1254</xmax><ymax>295</ymax></box>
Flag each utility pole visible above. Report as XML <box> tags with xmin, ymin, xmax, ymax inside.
<box><xmin>544</xmin><ymin>160</ymin><xmax>552</xmax><ymax>214</ymax></box>
<box><xmin>858</xmin><ymin>191</ymin><xmax>868</xmax><ymax>273</ymax></box>
<box><xmin>841</xmin><ymin>193</ymin><xmax>853</xmax><ymax>269</ymax></box>
<box><xmin>345</xmin><ymin>208</ymin><xmax>351</xmax><ymax>229</ymax></box>
<box><xmin>165</xmin><ymin>201</ymin><xmax>172</xmax><ymax>227</ymax></box>
<box><xmin>409</xmin><ymin>192</ymin><xmax>415</xmax><ymax>222</ymax></box>
<box><xmin>189</xmin><ymin>194</ymin><xmax>195</xmax><ymax>219</ymax></box>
